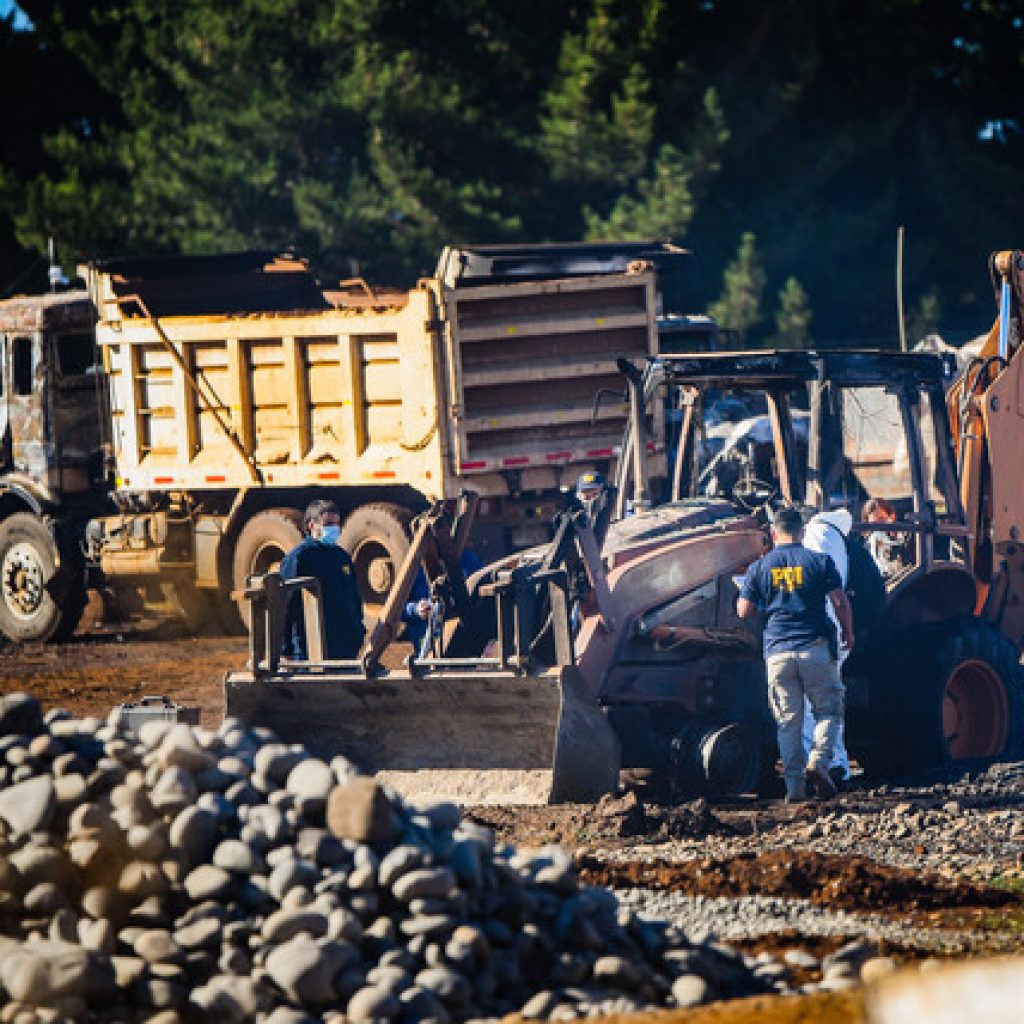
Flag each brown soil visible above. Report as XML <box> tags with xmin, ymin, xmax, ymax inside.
<box><xmin>467</xmin><ymin>797</ymin><xmax>731</xmax><ymax>850</ymax></box>
<box><xmin>576</xmin><ymin>850</ymin><xmax>1018</xmax><ymax>916</ymax></box>
<box><xmin>0</xmin><ymin>622</ymin><xmax>242</xmax><ymax>727</ymax></box>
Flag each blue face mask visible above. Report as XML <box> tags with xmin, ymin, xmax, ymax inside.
<box><xmin>318</xmin><ymin>524</ymin><xmax>341</xmax><ymax>546</ymax></box>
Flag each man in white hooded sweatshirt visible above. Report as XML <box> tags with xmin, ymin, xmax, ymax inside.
<box><xmin>801</xmin><ymin>508</ymin><xmax>853</xmax><ymax>784</ymax></box>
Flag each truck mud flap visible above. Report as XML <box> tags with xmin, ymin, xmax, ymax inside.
<box><xmin>224</xmin><ymin>665</ymin><xmax>620</xmax><ymax>806</ymax></box>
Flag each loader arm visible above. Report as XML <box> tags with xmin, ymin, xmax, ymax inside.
<box><xmin>947</xmin><ymin>250</ymin><xmax>1024</xmax><ymax>648</ymax></box>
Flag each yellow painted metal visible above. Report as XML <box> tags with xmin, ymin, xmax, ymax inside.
<box><xmin>90</xmin><ymin>268</ymin><xmax>663</xmax><ymax>499</ymax></box>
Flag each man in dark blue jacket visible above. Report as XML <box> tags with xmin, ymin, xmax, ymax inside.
<box><xmin>737</xmin><ymin>504</ymin><xmax>854</xmax><ymax>802</ymax></box>
<box><xmin>279</xmin><ymin>499</ymin><xmax>364</xmax><ymax>660</ymax></box>
<box><xmin>401</xmin><ymin>548</ymin><xmax>484</xmax><ymax>657</ymax></box>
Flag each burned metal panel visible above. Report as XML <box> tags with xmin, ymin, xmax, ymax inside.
<box><xmin>0</xmin><ymin>291</ymin><xmax>93</xmax><ymax>334</ymax></box>
<box><xmin>435</xmin><ymin>240</ymin><xmax>690</xmax><ymax>288</ymax></box>
<box><xmin>5</xmin><ymin>332</ymin><xmax>49</xmax><ymax>486</ymax></box>
<box><xmin>49</xmin><ymin>329</ymin><xmax>105</xmax><ymax>495</ymax></box>
<box><xmin>575</xmin><ymin>525</ymin><xmax>764</xmax><ymax>699</ymax></box>
<box><xmin>0</xmin><ymin>291</ymin><xmax>100</xmax><ymax>501</ymax></box>
<box><xmin>443</xmin><ymin>270</ymin><xmax>663</xmax><ymax>479</ymax></box>
<box><xmin>88</xmin><ymin>252</ymin><xmax>328</xmax><ymax>318</ymax></box>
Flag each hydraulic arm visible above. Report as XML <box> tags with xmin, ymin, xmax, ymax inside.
<box><xmin>948</xmin><ymin>250</ymin><xmax>1024</xmax><ymax>647</ymax></box>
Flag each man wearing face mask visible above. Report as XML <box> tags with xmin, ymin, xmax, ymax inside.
<box><xmin>279</xmin><ymin>499</ymin><xmax>364</xmax><ymax>660</ymax></box>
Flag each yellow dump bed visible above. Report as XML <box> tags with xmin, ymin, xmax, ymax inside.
<box><xmin>88</xmin><ymin>253</ymin><xmax>663</xmax><ymax>500</ymax></box>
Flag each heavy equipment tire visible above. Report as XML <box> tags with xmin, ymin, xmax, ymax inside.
<box><xmin>880</xmin><ymin>617</ymin><xmax>1024</xmax><ymax>774</ymax></box>
<box><xmin>0</xmin><ymin>513</ymin><xmax>86</xmax><ymax>643</ymax></box>
<box><xmin>669</xmin><ymin>720</ymin><xmax>761</xmax><ymax>798</ymax></box>
<box><xmin>340</xmin><ymin>503</ymin><xmax>414</xmax><ymax>606</ymax></box>
<box><xmin>231</xmin><ymin>508</ymin><xmax>305</xmax><ymax>628</ymax></box>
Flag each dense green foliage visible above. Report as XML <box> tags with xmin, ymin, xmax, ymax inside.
<box><xmin>771</xmin><ymin>277</ymin><xmax>813</xmax><ymax>349</ymax></box>
<box><xmin>2</xmin><ymin>0</ymin><xmax>1022</xmax><ymax>344</ymax></box>
<box><xmin>708</xmin><ymin>231</ymin><xmax>765</xmax><ymax>345</ymax></box>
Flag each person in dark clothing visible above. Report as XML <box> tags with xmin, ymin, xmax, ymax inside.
<box><xmin>737</xmin><ymin>504</ymin><xmax>854</xmax><ymax>803</ymax></box>
<box><xmin>402</xmin><ymin>548</ymin><xmax>484</xmax><ymax>656</ymax></box>
<box><xmin>279</xmin><ymin>499</ymin><xmax>364</xmax><ymax>660</ymax></box>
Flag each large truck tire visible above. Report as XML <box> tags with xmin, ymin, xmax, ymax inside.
<box><xmin>231</xmin><ymin>508</ymin><xmax>305</xmax><ymax>628</ymax></box>
<box><xmin>340</xmin><ymin>503</ymin><xmax>414</xmax><ymax>606</ymax></box>
<box><xmin>877</xmin><ymin>617</ymin><xmax>1024</xmax><ymax>774</ymax></box>
<box><xmin>0</xmin><ymin>513</ymin><xmax>86</xmax><ymax>643</ymax></box>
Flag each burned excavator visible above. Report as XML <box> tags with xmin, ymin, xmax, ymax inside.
<box><xmin>226</xmin><ymin>289</ymin><xmax>1024</xmax><ymax>803</ymax></box>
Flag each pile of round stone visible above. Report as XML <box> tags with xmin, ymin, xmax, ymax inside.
<box><xmin>0</xmin><ymin>693</ymin><xmax>771</xmax><ymax>1023</ymax></box>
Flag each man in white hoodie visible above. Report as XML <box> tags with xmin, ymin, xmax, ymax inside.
<box><xmin>800</xmin><ymin>508</ymin><xmax>853</xmax><ymax>785</ymax></box>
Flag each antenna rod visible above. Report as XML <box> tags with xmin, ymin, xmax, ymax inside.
<box><xmin>896</xmin><ymin>226</ymin><xmax>907</xmax><ymax>352</ymax></box>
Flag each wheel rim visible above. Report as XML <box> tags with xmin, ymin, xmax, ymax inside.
<box><xmin>942</xmin><ymin>658</ymin><xmax>1009</xmax><ymax>759</ymax></box>
<box><xmin>2</xmin><ymin>541</ymin><xmax>47</xmax><ymax>621</ymax></box>
<box><xmin>353</xmin><ymin>540</ymin><xmax>395</xmax><ymax>604</ymax></box>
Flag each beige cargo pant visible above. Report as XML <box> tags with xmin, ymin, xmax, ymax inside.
<box><xmin>765</xmin><ymin>639</ymin><xmax>844</xmax><ymax>800</ymax></box>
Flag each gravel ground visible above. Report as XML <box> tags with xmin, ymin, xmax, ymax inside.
<box><xmin>5</xmin><ymin>624</ymin><xmax>1024</xmax><ymax>1020</ymax></box>
<box><xmin>595</xmin><ymin>762</ymin><xmax>1024</xmax><ymax>882</ymax></box>
<box><xmin>615</xmin><ymin>892</ymin><xmax>978</xmax><ymax>954</ymax></box>
<box><xmin>474</xmin><ymin>761</ymin><xmax>1024</xmax><ymax>969</ymax></box>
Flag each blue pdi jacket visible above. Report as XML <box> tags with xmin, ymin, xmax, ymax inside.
<box><xmin>279</xmin><ymin>537</ymin><xmax>365</xmax><ymax>659</ymax></box>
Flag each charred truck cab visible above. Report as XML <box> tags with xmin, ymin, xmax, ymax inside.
<box><xmin>0</xmin><ymin>291</ymin><xmax>105</xmax><ymax>640</ymax></box>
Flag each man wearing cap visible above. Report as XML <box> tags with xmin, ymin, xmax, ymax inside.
<box><xmin>736</xmin><ymin>505</ymin><xmax>854</xmax><ymax>802</ymax></box>
<box><xmin>576</xmin><ymin>471</ymin><xmax>606</xmax><ymax>502</ymax></box>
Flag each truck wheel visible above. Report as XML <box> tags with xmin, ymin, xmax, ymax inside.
<box><xmin>883</xmin><ymin>617</ymin><xmax>1024</xmax><ymax>772</ymax></box>
<box><xmin>340</xmin><ymin>503</ymin><xmax>413</xmax><ymax>606</ymax></box>
<box><xmin>231</xmin><ymin>509</ymin><xmax>305</xmax><ymax>628</ymax></box>
<box><xmin>0</xmin><ymin>513</ymin><xmax>86</xmax><ymax>643</ymax></box>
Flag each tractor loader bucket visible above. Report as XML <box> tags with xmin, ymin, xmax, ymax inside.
<box><xmin>224</xmin><ymin>663</ymin><xmax>620</xmax><ymax>806</ymax></box>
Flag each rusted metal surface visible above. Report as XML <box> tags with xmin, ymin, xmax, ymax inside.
<box><xmin>576</xmin><ymin>523</ymin><xmax>763</xmax><ymax>699</ymax></box>
<box><xmin>0</xmin><ymin>290</ymin><xmax>92</xmax><ymax>333</ymax></box>
<box><xmin>87</xmin><ymin>252</ymin><xmax>328</xmax><ymax>318</ymax></box>
<box><xmin>0</xmin><ymin>291</ymin><xmax>102</xmax><ymax>503</ymax></box>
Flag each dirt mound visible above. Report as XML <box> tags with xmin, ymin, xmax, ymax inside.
<box><xmin>655</xmin><ymin>798</ymin><xmax>727</xmax><ymax>839</ymax></box>
<box><xmin>467</xmin><ymin>796</ymin><xmax>731</xmax><ymax>848</ymax></box>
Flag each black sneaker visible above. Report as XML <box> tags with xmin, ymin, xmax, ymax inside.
<box><xmin>806</xmin><ymin>766</ymin><xmax>837</xmax><ymax>800</ymax></box>
<box><xmin>828</xmin><ymin>766</ymin><xmax>848</xmax><ymax>792</ymax></box>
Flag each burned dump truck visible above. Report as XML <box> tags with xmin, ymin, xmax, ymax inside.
<box><xmin>226</xmin><ymin>347</ymin><xmax>1024</xmax><ymax>805</ymax></box>
<box><xmin>0</xmin><ymin>243</ymin><xmax>685</xmax><ymax>642</ymax></box>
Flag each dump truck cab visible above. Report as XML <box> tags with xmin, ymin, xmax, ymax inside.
<box><xmin>0</xmin><ymin>290</ymin><xmax>105</xmax><ymax>639</ymax></box>
<box><xmin>0</xmin><ymin>291</ymin><xmax>105</xmax><ymax>506</ymax></box>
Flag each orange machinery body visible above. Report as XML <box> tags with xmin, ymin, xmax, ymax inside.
<box><xmin>947</xmin><ymin>250</ymin><xmax>1024</xmax><ymax>647</ymax></box>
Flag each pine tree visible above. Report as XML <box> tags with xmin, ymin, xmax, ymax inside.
<box><xmin>708</xmin><ymin>232</ymin><xmax>765</xmax><ymax>345</ymax></box>
<box><xmin>907</xmin><ymin>292</ymin><xmax>942</xmax><ymax>345</ymax></box>
<box><xmin>771</xmin><ymin>277</ymin><xmax>813</xmax><ymax>349</ymax></box>
<box><xmin>538</xmin><ymin>4</ymin><xmax>655</xmax><ymax>190</ymax></box>
<box><xmin>584</xmin><ymin>88</ymin><xmax>728</xmax><ymax>241</ymax></box>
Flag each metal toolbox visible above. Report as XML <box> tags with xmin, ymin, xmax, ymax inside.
<box><xmin>112</xmin><ymin>695</ymin><xmax>201</xmax><ymax>734</ymax></box>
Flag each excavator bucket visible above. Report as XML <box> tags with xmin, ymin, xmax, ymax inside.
<box><xmin>224</xmin><ymin>498</ymin><xmax>623</xmax><ymax>805</ymax></box>
<box><xmin>224</xmin><ymin>663</ymin><xmax>620</xmax><ymax>806</ymax></box>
